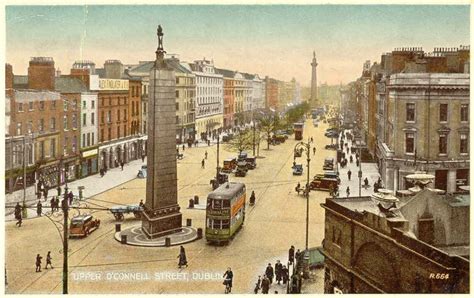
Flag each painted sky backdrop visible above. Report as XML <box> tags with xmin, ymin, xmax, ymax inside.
<box><xmin>6</xmin><ymin>5</ymin><xmax>470</xmax><ymax>85</ymax></box>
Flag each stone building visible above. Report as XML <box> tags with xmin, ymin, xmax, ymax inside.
<box><xmin>188</xmin><ymin>59</ymin><xmax>224</xmax><ymax>138</ymax></box>
<box><xmin>320</xmin><ymin>189</ymin><xmax>469</xmax><ymax>294</ymax></box>
<box><xmin>264</xmin><ymin>76</ymin><xmax>280</xmax><ymax>111</ymax></box>
<box><xmin>77</xmin><ymin>91</ymin><xmax>99</xmax><ymax>178</ymax></box>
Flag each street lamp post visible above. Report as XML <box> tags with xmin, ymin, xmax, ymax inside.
<box><xmin>293</xmin><ymin>138</ymin><xmax>311</xmax><ymax>278</ymax></box>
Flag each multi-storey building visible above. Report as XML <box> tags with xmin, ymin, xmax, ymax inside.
<box><xmin>320</xmin><ymin>188</ymin><xmax>469</xmax><ymax>293</ymax></box>
<box><xmin>78</xmin><ymin>91</ymin><xmax>99</xmax><ymax>177</ymax></box>
<box><xmin>189</xmin><ymin>59</ymin><xmax>224</xmax><ymax>138</ymax></box>
<box><xmin>217</xmin><ymin>69</ymin><xmax>236</xmax><ymax>129</ymax></box>
<box><xmin>264</xmin><ymin>76</ymin><xmax>280</xmax><ymax>111</ymax></box>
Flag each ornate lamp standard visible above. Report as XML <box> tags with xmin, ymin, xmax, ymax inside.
<box><xmin>293</xmin><ymin>137</ymin><xmax>312</xmax><ymax>278</ymax></box>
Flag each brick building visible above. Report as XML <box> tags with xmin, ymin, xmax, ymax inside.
<box><xmin>320</xmin><ymin>189</ymin><xmax>469</xmax><ymax>293</ymax></box>
<box><xmin>264</xmin><ymin>76</ymin><xmax>280</xmax><ymax>111</ymax></box>
<box><xmin>216</xmin><ymin>69</ymin><xmax>236</xmax><ymax>129</ymax></box>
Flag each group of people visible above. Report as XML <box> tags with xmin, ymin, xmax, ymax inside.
<box><xmin>35</xmin><ymin>251</ymin><xmax>53</xmax><ymax>272</ymax></box>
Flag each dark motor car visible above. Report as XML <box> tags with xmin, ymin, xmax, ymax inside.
<box><xmin>323</xmin><ymin>157</ymin><xmax>335</xmax><ymax>171</ymax></box>
<box><xmin>235</xmin><ymin>161</ymin><xmax>248</xmax><ymax>177</ymax></box>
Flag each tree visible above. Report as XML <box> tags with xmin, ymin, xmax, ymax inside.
<box><xmin>225</xmin><ymin>129</ymin><xmax>253</xmax><ymax>154</ymax></box>
<box><xmin>257</xmin><ymin>115</ymin><xmax>275</xmax><ymax>150</ymax></box>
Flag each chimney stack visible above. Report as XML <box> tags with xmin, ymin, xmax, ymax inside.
<box><xmin>5</xmin><ymin>63</ymin><xmax>13</xmax><ymax>90</ymax></box>
<box><xmin>28</xmin><ymin>57</ymin><xmax>55</xmax><ymax>91</ymax></box>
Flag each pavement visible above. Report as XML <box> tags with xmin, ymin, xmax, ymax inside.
<box><xmin>5</xmin><ymin>119</ymin><xmax>336</xmax><ymax>294</ymax></box>
<box><xmin>336</xmin><ymin>129</ymin><xmax>381</xmax><ymax>199</ymax></box>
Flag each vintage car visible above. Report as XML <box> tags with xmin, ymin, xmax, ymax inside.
<box><xmin>222</xmin><ymin>158</ymin><xmax>237</xmax><ymax>173</ymax></box>
<box><xmin>323</xmin><ymin>157</ymin><xmax>335</xmax><ymax>171</ymax></box>
<box><xmin>110</xmin><ymin>204</ymin><xmax>144</xmax><ymax>220</ymax></box>
<box><xmin>245</xmin><ymin>156</ymin><xmax>257</xmax><ymax>170</ymax></box>
<box><xmin>235</xmin><ymin>161</ymin><xmax>248</xmax><ymax>177</ymax></box>
<box><xmin>222</xmin><ymin>134</ymin><xmax>234</xmax><ymax>142</ymax></box>
<box><xmin>325</xmin><ymin>144</ymin><xmax>338</xmax><ymax>150</ymax></box>
<box><xmin>314</xmin><ymin>171</ymin><xmax>341</xmax><ymax>184</ymax></box>
<box><xmin>210</xmin><ymin>172</ymin><xmax>229</xmax><ymax>190</ymax></box>
<box><xmin>69</xmin><ymin>214</ymin><xmax>100</xmax><ymax>237</ymax></box>
<box><xmin>238</xmin><ymin>151</ymin><xmax>248</xmax><ymax>161</ymax></box>
<box><xmin>137</xmin><ymin>165</ymin><xmax>147</xmax><ymax>178</ymax></box>
<box><xmin>273</xmin><ymin>134</ymin><xmax>287</xmax><ymax>143</ymax></box>
<box><xmin>293</xmin><ymin>164</ymin><xmax>303</xmax><ymax>175</ymax></box>
<box><xmin>310</xmin><ymin>176</ymin><xmax>339</xmax><ymax>191</ymax></box>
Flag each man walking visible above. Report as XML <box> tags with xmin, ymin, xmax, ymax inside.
<box><xmin>35</xmin><ymin>254</ymin><xmax>42</xmax><ymax>272</ymax></box>
<box><xmin>282</xmin><ymin>265</ymin><xmax>289</xmax><ymax>284</ymax></box>
<box><xmin>254</xmin><ymin>276</ymin><xmax>261</xmax><ymax>294</ymax></box>
<box><xmin>313</xmin><ymin>147</ymin><xmax>316</xmax><ymax>155</ymax></box>
<box><xmin>36</xmin><ymin>200</ymin><xmax>42</xmax><ymax>217</ymax></box>
<box><xmin>265</xmin><ymin>263</ymin><xmax>274</xmax><ymax>284</ymax></box>
<box><xmin>288</xmin><ymin>245</ymin><xmax>295</xmax><ymax>265</ymax></box>
<box><xmin>275</xmin><ymin>260</ymin><xmax>283</xmax><ymax>285</ymax></box>
<box><xmin>261</xmin><ymin>275</ymin><xmax>270</xmax><ymax>294</ymax></box>
<box><xmin>141</xmin><ymin>154</ymin><xmax>145</xmax><ymax>163</ymax></box>
<box><xmin>348</xmin><ymin>169</ymin><xmax>352</xmax><ymax>181</ymax></box>
<box><xmin>201</xmin><ymin>159</ymin><xmax>205</xmax><ymax>169</ymax></box>
<box><xmin>14</xmin><ymin>202</ymin><xmax>22</xmax><ymax>227</ymax></box>
<box><xmin>346</xmin><ymin>186</ymin><xmax>350</xmax><ymax>198</ymax></box>
<box><xmin>68</xmin><ymin>191</ymin><xmax>74</xmax><ymax>206</ymax></box>
<box><xmin>45</xmin><ymin>251</ymin><xmax>53</xmax><ymax>269</ymax></box>
<box><xmin>120</xmin><ymin>161</ymin><xmax>124</xmax><ymax>171</ymax></box>
<box><xmin>205</xmin><ymin>151</ymin><xmax>208</xmax><ymax>159</ymax></box>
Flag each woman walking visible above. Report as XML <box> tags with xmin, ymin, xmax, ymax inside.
<box><xmin>177</xmin><ymin>246</ymin><xmax>188</xmax><ymax>268</ymax></box>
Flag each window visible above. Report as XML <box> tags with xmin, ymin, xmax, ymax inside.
<box><xmin>101</xmin><ymin>111</ymin><xmax>105</xmax><ymax>124</ymax></box>
<box><xmin>460</xmin><ymin>134</ymin><xmax>468</xmax><ymax>154</ymax></box>
<box><xmin>124</xmin><ymin>109</ymin><xmax>126</xmax><ymax>120</ymax></box>
<box><xmin>63</xmin><ymin>115</ymin><xmax>68</xmax><ymax>130</ymax></box>
<box><xmin>91</xmin><ymin>132</ymin><xmax>95</xmax><ymax>145</ymax></box>
<box><xmin>82</xmin><ymin>134</ymin><xmax>86</xmax><ymax>147</ymax></box>
<box><xmin>50</xmin><ymin>139</ymin><xmax>56</xmax><ymax>158</ymax></box>
<box><xmin>117</xmin><ymin>126</ymin><xmax>121</xmax><ymax>138</ymax></box>
<box><xmin>39</xmin><ymin>141</ymin><xmax>45</xmax><ymax>159</ymax></box>
<box><xmin>91</xmin><ymin>113</ymin><xmax>95</xmax><ymax>125</ymax></box>
<box><xmin>50</xmin><ymin>117</ymin><xmax>56</xmax><ymax>131</ymax></box>
<box><xmin>87</xmin><ymin>133</ymin><xmax>90</xmax><ymax>147</ymax></box>
<box><xmin>63</xmin><ymin>100</ymin><xmax>68</xmax><ymax>111</ymax></box>
<box><xmin>39</xmin><ymin>101</ymin><xmax>45</xmax><ymax>110</ymax></box>
<box><xmin>16</xmin><ymin>123</ymin><xmax>22</xmax><ymax>135</ymax></box>
<box><xmin>176</xmin><ymin>90</ymin><xmax>179</xmax><ymax>98</ymax></box>
<box><xmin>118</xmin><ymin>110</ymin><xmax>121</xmax><ymax>122</ymax></box>
<box><xmin>332</xmin><ymin>227</ymin><xmax>342</xmax><ymax>246</ymax></box>
<box><xmin>124</xmin><ymin>124</ymin><xmax>127</xmax><ymax>136</ymax></box>
<box><xmin>405</xmin><ymin>133</ymin><xmax>415</xmax><ymax>154</ymax></box>
<box><xmin>52</xmin><ymin>100</ymin><xmax>56</xmax><ymax>109</ymax></box>
<box><xmin>83</xmin><ymin>113</ymin><xmax>87</xmax><ymax>126</ymax></box>
<box><xmin>109</xmin><ymin>98</ymin><xmax>112</xmax><ymax>106</ymax></box>
<box><xmin>63</xmin><ymin>137</ymin><xmax>68</xmax><ymax>155</ymax></box>
<box><xmin>91</xmin><ymin>100</ymin><xmax>95</xmax><ymax>109</ymax></box>
<box><xmin>439</xmin><ymin>135</ymin><xmax>447</xmax><ymax>155</ymax></box>
<box><xmin>18</xmin><ymin>103</ymin><xmax>23</xmax><ymax>112</ymax></box>
<box><xmin>29</xmin><ymin>101</ymin><xmax>34</xmax><ymax>111</ymax></box>
<box><xmin>72</xmin><ymin>136</ymin><xmax>77</xmax><ymax>153</ymax></box>
<box><xmin>107</xmin><ymin>111</ymin><xmax>111</xmax><ymax>123</ymax></box>
<box><xmin>100</xmin><ymin>129</ymin><xmax>104</xmax><ymax>143</ymax></box>
<box><xmin>461</xmin><ymin>104</ymin><xmax>468</xmax><ymax>122</ymax></box>
<box><xmin>27</xmin><ymin>121</ymin><xmax>33</xmax><ymax>134</ymax></box>
<box><xmin>108</xmin><ymin>128</ymin><xmax>111</xmax><ymax>140</ymax></box>
<box><xmin>176</xmin><ymin>77</ymin><xmax>179</xmax><ymax>84</ymax></box>
<box><xmin>39</xmin><ymin>119</ymin><xmax>44</xmax><ymax>133</ymax></box>
<box><xmin>176</xmin><ymin>116</ymin><xmax>179</xmax><ymax>124</ymax></box>
<box><xmin>72</xmin><ymin>114</ymin><xmax>77</xmax><ymax>129</ymax></box>
<box><xmin>82</xmin><ymin>101</ymin><xmax>86</xmax><ymax>109</ymax></box>
<box><xmin>176</xmin><ymin>102</ymin><xmax>179</xmax><ymax>110</ymax></box>
<box><xmin>439</xmin><ymin>104</ymin><xmax>448</xmax><ymax>122</ymax></box>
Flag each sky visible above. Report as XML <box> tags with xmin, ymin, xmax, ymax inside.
<box><xmin>5</xmin><ymin>4</ymin><xmax>470</xmax><ymax>86</ymax></box>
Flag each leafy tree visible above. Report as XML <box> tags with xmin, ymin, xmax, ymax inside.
<box><xmin>257</xmin><ymin>115</ymin><xmax>275</xmax><ymax>150</ymax></box>
<box><xmin>225</xmin><ymin>129</ymin><xmax>253</xmax><ymax>154</ymax></box>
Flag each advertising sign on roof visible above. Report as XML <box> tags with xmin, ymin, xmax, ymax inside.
<box><xmin>89</xmin><ymin>75</ymin><xmax>129</xmax><ymax>91</ymax></box>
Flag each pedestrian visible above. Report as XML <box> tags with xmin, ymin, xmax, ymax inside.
<box><xmin>265</xmin><ymin>263</ymin><xmax>274</xmax><ymax>284</ymax></box>
<box><xmin>310</xmin><ymin>137</ymin><xmax>313</xmax><ymax>143</ymax></box>
<box><xmin>275</xmin><ymin>260</ymin><xmax>283</xmax><ymax>285</ymax></box>
<box><xmin>313</xmin><ymin>147</ymin><xmax>316</xmax><ymax>155</ymax></box>
<box><xmin>36</xmin><ymin>191</ymin><xmax>42</xmax><ymax>201</ymax></box>
<box><xmin>36</xmin><ymin>200</ymin><xmax>42</xmax><ymax>217</ymax></box>
<box><xmin>364</xmin><ymin>177</ymin><xmax>369</xmax><ymax>187</ymax></box>
<box><xmin>261</xmin><ymin>275</ymin><xmax>270</xmax><ymax>294</ymax></box>
<box><xmin>141</xmin><ymin>154</ymin><xmax>145</xmax><ymax>163</ymax></box>
<box><xmin>254</xmin><ymin>276</ymin><xmax>261</xmax><ymax>294</ymax></box>
<box><xmin>346</xmin><ymin>186</ymin><xmax>350</xmax><ymax>198</ymax></box>
<box><xmin>249</xmin><ymin>190</ymin><xmax>256</xmax><ymax>206</ymax></box>
<box><xmin>57</xmin><ymin>186</ymin><xmax>61</xmax><ymax>197</ymax></box>
<box><xmin>346</xmin><ymin>147</ymin><xmax>349</xmax><ymax>154</ymax></box>
<box><xmin>14</xmin><ymin>202</ymin><xmax>22</xmax><ymax>227</ymax></box>
<box><xmin>295</xmin><ymin>249</ymin><xmax>301</xmax><ymax>265</ymax></box>
<box><xmin>120</xmin><ymin>161</ymin><xmax>124</xmax><ymax>171</ymax></box>
<box><xmin>35</xmin><ymin>254</ymin><xmax>42</xmax><ymax>272</ymax></box>
<box><xmin>139</xmin><ymin>199</ymin><xmax>145</xmax><ymax>208</ymax></box>
<box><xmin>374</xmin><ymin>181</ymin><xmax>379</xmax><ymax>193</ymax></box>
<box><xmin>350</xmin><ymin>155</ymin><xmax>353</xmax><ymax>163</ymax></box>
<box><xmin>68</xmin><ymin>191</ymin><xmax>74</xmax><ymax>206</ymax></box>
<box><xmin>201</xmin><ymin>159</ymin><xmax>205</xmax><ymax>169</ymax></box>
<box><xmin>282</xmin><ymin>265</ymin><xmax>289</xmax><ymax>284</ymax></box>
<box><xmin>207</xmin><ymin>140</ymin><xmax>211</xmax><ymax>146</ymax></box>
<box><xmin>223</xmin><ymin>267</ymin><xmax>233</xmax><ymax>293</ymax></box>
<box><xmin>55</xmin><ymin>197</ymin><xmax>60</xmax><ymax>212</ymax></box>
<box><xmin>205</xmin><ymin>151</ymin><xmax>208</xmax><ymax>159</ymax></box>
<box><xmin>43</xmin><ymin>188</ymin><xmax>48</xmax><ymax>201</ymax></box>
<box><xmin>182</xmin><ymin>144</ymin><xmax>185</xmax><ymax>151</ymax></box>
<box><xmin>288</xmin><ymin>245</ymin><xmax>295</xmax><ymax>264</ymax></box>
<box><xmin>50</xmin><ymin>197</ymin><xmax>55</xmax><ymax>213</ymax></box>
<box><xmin>356</xmin><ymin>159</ymin><xmax>360</xmax><ymax>167</ymax></box>
<box><xmin>45</xmin><ymin>251</ymin><xmax>53</xmax><ymax>269</ymax></box>
<box><xmin>100</xmin><ymin>168</ymin><xmax>104</xmax><ymax>177</ymax></box>
<box><xmin>348</xmin><ymin>169</ymin><xmax>352</xmax><ymax>181</ymax></box>
<box><xmin>177</xmin><ymin>245</ymin><xmax>188</xmax><ymax>268</ymax></box>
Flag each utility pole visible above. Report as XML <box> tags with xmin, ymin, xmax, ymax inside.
<box><xmin>358</xmin><ymin>145</ymin><xmax>362</xmax><ymax>198</ymax></box>
<box><xmin>22</xmin><ymin>136</ymin><xmax>27</xmax><ymax>218</ymax></box>
<box><xmin>305</xmin><ymin>138</ymin><xmax>310</xmax><ymax>252</ymax></box>
<box><xmin>252</xmin><ymin>120</ymin><xmax>256</xmax><ymax>156</ymax></box>
<box><xmin>216</xmin><ymin>137</ymin><xmax>220</xmax><ymax>184</ymax></box>
<box><xmin>62</xmin><ymin>177</ymin><xmax>69</xmax><ymax>294</ymax></box>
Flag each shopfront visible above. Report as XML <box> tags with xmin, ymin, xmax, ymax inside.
<box><xmin>80</xmin><ymin>148</ymin><xmax>99</xmax><ymax>178</ymax></box>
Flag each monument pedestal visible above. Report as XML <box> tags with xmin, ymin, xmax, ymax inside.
<box><xmin>141</xmin><ymin>204</ymin><xmax>182</xmax><ymax>239</ymax></box>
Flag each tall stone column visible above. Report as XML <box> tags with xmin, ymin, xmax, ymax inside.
<box><xmin>310</xmin><ymin>51</ymin><xmax>318</xmax><ymax>103</ymax></box>
<box><xmin>141</xmin><ymin>25</ymin><xmax>182</xmax><ymax>238</ymax></box>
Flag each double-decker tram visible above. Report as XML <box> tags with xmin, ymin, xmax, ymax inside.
<box><xmin>205</xmin><ymin>182</ymin><xmax>246</xmax><ymax>244</ymax></box>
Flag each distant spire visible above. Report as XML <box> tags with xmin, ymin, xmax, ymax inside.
<box><xmin>313</xmin><ymin>50</ymin><xmax>316</xmax><ymax>59</ymax></box>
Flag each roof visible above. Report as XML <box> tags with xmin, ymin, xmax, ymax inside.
<box><xmin>13</xmin><ymin>75</ymin><xmax>28</xmax><ymax>89</ymax></box>
<box><xmin>95</xmin><ymin>68</ymin><xmax>105</xmax><ymax>78</ymax></box>
<box><xmin>331</xmin><ymin>196</ymin><xmax>405</xmax><ymax>220</ymax></box>
<box><xmin>208</xmin><ymin>182</ymin><xmax>246</xmax><ymax>200</ymax></box>
<box><xmin>215</xmin><ymin>68</ymin><xmax>235</xmax><ymax>78</ymax></box>
<box><xmin>55</xmin><ymin>77</ymin><xmax>88</xmax><ymax>93</ymax></box>
<box><xmin>121</xmin><ymin>71</ymin><xmax>142</xmax><ymax>81</ymax></box>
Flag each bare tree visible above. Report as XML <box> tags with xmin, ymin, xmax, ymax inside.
<box><xmin>257</xmin><ymin>116</ymin><xmax>274</xmax><ymax>150</ymax></box>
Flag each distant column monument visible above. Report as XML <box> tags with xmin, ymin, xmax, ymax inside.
<box><xmin>141</xmin><ymin>25</ymin><xmax>182</xmax><ymax>238</ymax></box>
<box><xmin>310</xmin><ymin>51</ymin><xmax>318</xmax><ymax>103</ymax></box>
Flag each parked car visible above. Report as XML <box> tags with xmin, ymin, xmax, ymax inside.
<box><xmin>69</xmin><ymin>214</ymin><xmax>100</xmax><ymax>237</ymax></box>
<box><xmin>325</xmin><ymin>144</ymin><xmax>338</xmax><ymax>150</ymax></box>
<box><xmin>222</xmin><ymin>134</ymin><xmax>234</xmax><ymax>142</ymax></box>
<box><xmin>238</xmin><ymin>151</ymin><xmax>248</xmax><ymax>161</ymax></box>
<box><xmin>314</xmin><ymin>171</ymin><xmax>341</xmax><ymax>184</ymax></box>
<box><xmin>310</xmin><ymin>176</ymin><xmax>339</xmax><ymax>191</ymax></box>
<box><xmin>293</xmin><ymin>164</ymin><xmax>303</xmax><ymax>175</ymax></box>
<box><xmin>323</xmin><ymin>157</ymin><xmax>335</xmax><ymax>171</ymax></box>
<box><xmin>235</xmin><ymin>161</ymin><xmax>248</xmax><ymax>177</ymax></box>
<box><xmin>137</xmin><ymin>165</ymin><xmax>147</xmax><ymax>178</ymax></box>
<box><xmin>245</xmin><ymin>156</ymin><xmax>257</xmax><ymax>170</ymax></box>
<box><xmin>210</xmin><ymin>172</ymin><xmax>229</xmax><ymax>190</ymax></box>
<box><xmin>222</xmin><ymin>158</ymin><xmax>237</xmax><ymax>173</ymax></box>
